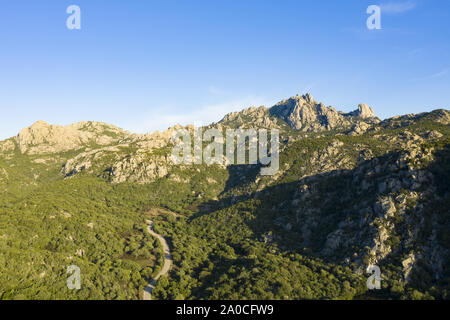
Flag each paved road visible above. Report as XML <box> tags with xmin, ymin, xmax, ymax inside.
<box><xmin>143</xmin><ymin>220</ymin><xmax>172</xmax><ymax>300</ymax></box>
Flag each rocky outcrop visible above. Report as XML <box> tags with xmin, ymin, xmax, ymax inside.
<box><xmin>61</xmin><ymin>125</ymin><xmax>186</xmax><ymax>184</ymax></box>
<box><xmin>348</xmin><ymin>103</ymin><xmax>376</xmax><ymax>119</ymax></box>
<box><xmin>267</xmin><ymin>123</ymin><xmax>449</xmax><ymax>288</ymax></box>
<box><xmin>270</xmin><ymin>94</ymin><xmax>346</xmax><ymax>131</ymax></box>
<box><xmin>347</xmin><ymin>121</ymin><xmax>371</xmax><ymax>136</ymax></box>
<box><xmin>270</xmin><ymin>94</ymin><xmax>378</xmax><ymax>131</ymax></box>
<box><xmin>107</xmin><ymin>153</ymin><xmax>169</xmax><ymax>184</ymax></box>
<box><xmin>15</xmin><ymin>121</ymin><xmax>130</xmax><ymax>154</ymax></box>
<box><xmin>218</xmin><ymin>93</ymin><xmax>379</xmax><ymax>132</ymax></box>
<box><xmin>218</xmin><ymin>106</ymin><xmax>282</xmax><ymax>129</ymax></box>
<box><xmin>62</xmin><ymin>146</ymin><xmax>123</xmax><ymax>177</ymax></box>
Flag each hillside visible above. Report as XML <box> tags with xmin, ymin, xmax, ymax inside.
<box><xmin>0</xmin><ymin>94</ymin><xmax>449</xmax><ymax>300</ymax></box>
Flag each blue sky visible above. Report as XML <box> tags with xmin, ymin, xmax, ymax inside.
<box><xmin>0</xmin><ymin>0</ymin><xmax>449</xmax><ymax>140</ymax></box>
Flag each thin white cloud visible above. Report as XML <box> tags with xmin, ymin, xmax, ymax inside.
<box><xmin>429</xmin><ymin>68</ymin><xmax>449</xmax><ymax>78</ymax></box>
<box><xmin>411</xmin><ymin>68</ymin><xmax>449</xmax><ymax>81</ymax></box>
<box><xmin>208</xmin><ymin>85</ymin><xmax>225</xmax><ymax>95</ymax></box>
<box><xmin>380</xmin><ymin>1</ymin><xmax>416</xmax><ymax>14</ymax></box>
<box><xmin>127</xmin><ymin>95</ymin><xmax>273</xmax><ymax>134</ymax></box>
<box><xmin>407</xmin><ymin>48</ymin><xmax>423</xmax><ymax>57</ymax></box>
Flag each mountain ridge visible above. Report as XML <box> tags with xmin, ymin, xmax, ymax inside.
<box><xmin>4</xmin><ymin>93</ymin><xmax>435</xmax><ymax>154</ymax></box>
<box><xmin>0</xmin><ymin>93</ymin><xmax>449</xmax><ymax>300</ymax></box>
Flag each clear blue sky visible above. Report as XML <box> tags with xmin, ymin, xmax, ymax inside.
<box><xmin>0</xmin><ymin>0</ymin><xmax>449</xmax><ymax>140</ymax></box>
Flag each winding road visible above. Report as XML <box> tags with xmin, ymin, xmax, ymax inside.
<box><xmin>143</xmin><ymin>219</ymin><xmax>172</xmax><ymax>300</ymax></box>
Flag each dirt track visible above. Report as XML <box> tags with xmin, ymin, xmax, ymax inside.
<box><xmin>143</xmin><ymin>220</ymin><xmax>172</xmax><ymax>300</ymax></box>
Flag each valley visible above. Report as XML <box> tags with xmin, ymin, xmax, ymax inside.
<box><xmin>0</xmin><ymin>94</ymin><xmax>449</xmax><ymax>300</ymax></box>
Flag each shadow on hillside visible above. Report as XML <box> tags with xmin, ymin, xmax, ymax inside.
<box><xmin>403</xmin><ymin>144</ymin><xmax>450</xmax><ymax>289</ymax></box>
<box><xmin>223</xmin><ymin>164</ymin><xmax>261</xmax><ymax>193</ymax></box>
<box><xmin>188</xmin><ymin>147</ymin><xmax>449</xmax><ymax>271</ymax></box>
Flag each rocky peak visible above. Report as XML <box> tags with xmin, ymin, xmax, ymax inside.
<box><xmin>269</xmin><ymin>93</ymin><xmax>378</xmax><ymax>131</ymax></box>
<box><xmin>216</xmin><ymin>93</ymin><xmax>379</xmax><ymax>132</ymax></box>
<box><xmin>16</xmin><ymin>121</ymin><xmax>130</xmax><ymax>154</ymax></box>
<box><xmin>31</xmin><ymin>120</ymin><xmax>50</xmax><ymax>128</ymax></box>
<box><xmin>270</xmin><ymin>93</ymin><xmax>342</xmax><ymax>131</ymax></box>
<box><xmin>350</xmin><ymin>103</ymin><xmax>375</xmax><ymax>119</ymax></box>
<box><xmin>218</xmin><ymin>105</ymin><xmax>281</xmax><ymax>129</ymax></box>
<box><xmin>303</xmin><ymin>93</ymin><xmax>315</xmax><ymax>104</ymax></box>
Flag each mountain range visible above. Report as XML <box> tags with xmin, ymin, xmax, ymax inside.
<box><xmin>0</xmin><ymin>93</ymin><xmax>449</xmax><ymax>300</ymax></box>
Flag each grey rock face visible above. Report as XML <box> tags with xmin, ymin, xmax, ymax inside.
<box><xmin>348</xmin><ymin>121</ymin><xmax>371</xmax><ymax>136</ymax></box>
<box><xmin>217</xmin><ymin>92</ymin><xmax>379</xmax><ymax>132</ymax></box>
<box><xmin>353</xmin><ymin>103</ymin><xmax>375</xmax><ymax>119</ymax></box>
<box><xmin>374</xmin><ymin>197</ymin><xmax>396</xmax><ymax>218</ymax></box>
<box><xmin>270</xmin><ymin>93</ymin><xmax>377</xmax><ymax>131</ymax></box>
<box><xmin>15</xmin><ymin>120</ymin><xmax>130</xmax><ymax>154</ymax></box>
<box><xmin>270</xmin><ymin>94</ymin><xmax>344</xmax><ymax>131</ymax></box>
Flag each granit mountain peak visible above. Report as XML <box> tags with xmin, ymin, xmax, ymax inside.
<box><xmin>269</xmin><ymin>93</ymin><xmax>379</xmax><ymax>131</ymax></box>
<box><xmin>218</xmin><ymin>93</ymin><xmax>379</xmax><ymax>132</ymax></box>
<box><xmin>15</xmin><ymin>120</ymin><xmax>131</xmax><ymax>155</ymax></box>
